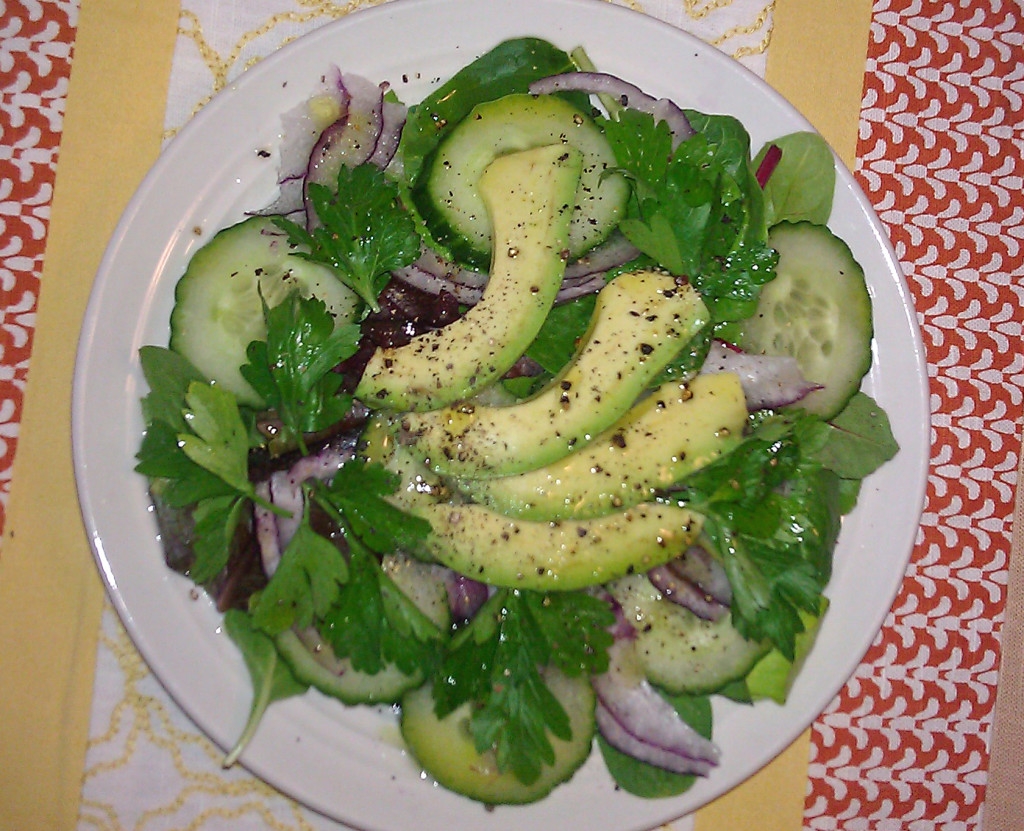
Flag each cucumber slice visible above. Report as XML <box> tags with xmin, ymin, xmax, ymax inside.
<box><xmin>169</xmin><ymin>216</ymin><xmax>360</xmax><ymax>406</ymax></box>
<box><xmin>608</xmin><ymin>574</ymin><xmax>768</xmax><ymax>695</ymax></box>
<box><xmin>736</xmin><ymin>221</ymin><xmax>873</xmax><ymax>419</ymax></box>
<box><xmin>276</xmin><ymin>627</ymin><xmax>421</xmax><ymax>705</ymax></box>
<box><xmin>413</xmin><ymin>92</ymin><xmax>628</xmax><ymax>270</ymax></box>
<box><xmin>400</xmin><ymin>669</ymin><xmax>595</xmax><ymax>805</ymax></box>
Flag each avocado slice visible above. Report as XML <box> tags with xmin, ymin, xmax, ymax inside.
<box><xmin>359</xmin><ymin>416</ymin><xmax>701</xmax><ymax>590</ymax></box>
<box><xmin>399</xmin><ymin>270</ymin><xmax>710</xmax><ymax>479</ymax></box>
<box><xmin>419</xmin><ymin>500</ymin><xmax>701</xmax><ymax>591</ymax></box>
<box><xmin>355</xmin><ymin>143</ymin><xmax>582</xmax><ymax>412</ymax></box>
<box><xmin>453</xmin><ymin>372</ymin><xmax>748</xmax><ymax>520</ymax></box>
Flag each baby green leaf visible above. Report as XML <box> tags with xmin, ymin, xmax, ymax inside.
<box><xmin>222</xmin><ymin>609</ymin><xmax>308</xmax><ymax>768</ymax></box>
<box><xmin>753</xmin><ymin>132</ymin><xmax>836</xmax><ymax>226</ymax></box>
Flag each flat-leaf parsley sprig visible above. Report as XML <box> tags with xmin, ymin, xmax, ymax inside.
<box><xmin>135</xmin><ymin>346</ymin><xmax>287</xmax><ymax>582</ymax></box>
<box><xmin>433</xmin><ymin>589</ymin><xmax>615</xmax><ymax>785</ymax></box>
<box><xmin>247</xmin><ymin>460</ymin><xmax>440</xmax><ymax>679</ymax></box>
<box><xmin>241</xmin><ymin>289</ymin><xmax>361</xmax><ymax>456</ymax></box>
<box><xmin>274</xmin><ymin>163</ymin><xmax>422</xmax><ymax>313</ymax></box>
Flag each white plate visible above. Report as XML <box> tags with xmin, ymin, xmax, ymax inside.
<box><xmin>72</xmin><ymin>0</ymin><xmax>929</xmax><ymax>829</ymax></box>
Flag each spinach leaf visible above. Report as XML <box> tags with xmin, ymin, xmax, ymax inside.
<box><xmin>222</xmin><ymin>609</ymin><xmax>308</xmax><ymax>767</ymax></box>
<box><xmin>813</xmin><ymin>391</ymin><xmax>900</xmax><ymax>479</ymax></box>
<box><xmin>598</xmin><ymin>693</ymin><xmax>713</xmax><ymax>798</ymax></box>
<box><xmin>753</xmin><ymin>132</ymin><xmax>836</xmax><ymax>226</ymax></box>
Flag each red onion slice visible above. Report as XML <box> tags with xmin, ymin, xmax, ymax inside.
<box><xmin>369</xmin><ymin>96</ymin><xmax>408</xmax><ymax>170</ymax></box>
<box><xmin>756</xmin><ymin>143</ymin><xmax>783</xmax><ymax>188</ymax></box>
<box><xmin>529</xmin><ymin>71</ymin><xmax>695</xmax><ymax>147</ymax></box>
<box><xmin>593</xmin><ymin>639</ymin><xmax>721</xmax><ymax>775</ymax></box>
<box><xmin>563</xmin><ymin>233</ymin><xmax>640</xmax><ymax>282</ymax></box>
<box><xmin>646</xmin><ymin>566</ymin><xmax>727</xmax><ymax>621</ymax></box>
<box><xmin>253</xmin><ymin>436</ymin><xmax>358</xmax><ymax>576</ymax></box>
<box><xmin>259</xmin><ymin>69</ymin><xmax>351</xmax><ymax>218</ymax></box>
<box><xmin>445</xmin><ymin>572</ymin><xmax>491</xmax><ymax>624</ymax></box>
<box><xmin>304</xmin><ymin>73</ymin><xmax>385</xmax><ymax>228</ymax></box>
<box><xmin>700</xmin><ymin>340</ymin><xmax>822</xmax><ymax>410</ymax></box>
<box><xmin>647</xmin><ymin>544</ymin><xmax>732</xmax><ymax>621</ymax></box>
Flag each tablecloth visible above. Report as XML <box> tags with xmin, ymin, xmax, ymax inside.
<box><xmin>1</xmin><ymin>0</ymin><xmax>1022</xmax><ymax>829</ymax></box>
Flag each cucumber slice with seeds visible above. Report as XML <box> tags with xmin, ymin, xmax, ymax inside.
<box><xmin>169</xmin><ymin>216</ymin><xmax>360</xmax><ymax>407</ymax></box>
<box><xmin>401</xmin><ymin>669</ymin><xmax>595</xmax><ymax>804</ymax></box>
<box><xmin>737</xmin><ymin>220</ymin><xmax>873</xmax><ymax>419</ymax></box>
<box><xmin>608</xmin><ymin>574</ymin><xmax>768</xmax><ymax>695</ymax></box>
<box><xmin>413</xmin><ymin>92</ymin><xmax>628</xmax><ymax>271</ymax></box>
<box><xmin>276</xmin><ymin>627</ymin><xmax>422</xmax><ymax>705</ymax></box>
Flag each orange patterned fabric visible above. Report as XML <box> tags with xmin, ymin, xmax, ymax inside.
<box><xmin>806</xmin><ymin>0</ymin><xmax>1023</xmax><ymax>826</ymax></box>
<box><xmin>0</xmin><ymin>0</ymin><xmax>78</xmax><ymax>533</ymax></box>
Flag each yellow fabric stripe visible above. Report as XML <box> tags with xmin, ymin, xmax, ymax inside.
<box><xmin>0</xmin><ymin>1</ymin><xmax>180</xmax><ymax>828</ymax></box>
<box><xmin>692</xmin><ymin>0</ymin><xmax>873</xmax><ymax>826</ymax></box>
<box><xmin>764</xmin><ymin>0</ymin><xmax>874</xmax><ymax>169</ymax></box>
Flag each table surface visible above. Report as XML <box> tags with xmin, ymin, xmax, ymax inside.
<box><xmin>1</xmin><ymin>0</ymin><xmax>1022</xmax><ymax>829</ymax></box>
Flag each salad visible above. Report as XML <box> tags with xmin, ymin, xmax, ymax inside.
<box><xmin>134</xmin><ymin>37</ymin><xmax>899</xmax><ymax>806</ymax></box>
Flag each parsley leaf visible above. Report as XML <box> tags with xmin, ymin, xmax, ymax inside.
<box><xmin>318</xmin><ymin>459</ymin><xmax>433</xmax><ymax>555</ymax></box>
<box><xmin>135</xmin><ymin>347</ymin><xmax>237</xmax><ymax>507</ymax></box>
<box><xmin>189</xmin><ymin>493</ymin><xmax>250</xmax><ymax>583</ymax></box>
<box><xmin>433</xmin><ymin>589</ymin><xmax>614</xmax><ymax>785</ymax></box>
<box><xmin>274</xmin><ymin>164</ymin><xmax>421</xmax><ymax>313</ymax></box>
<box><xmin>667</xmin><ymin>411</ymin><xmax>841</xmax><ymax>659</ymax></box>
<box><xmin>136</xmin><ymin>419</ymin><xmax>237</xmax><ymax>507</ymax></box>
<box><xmin>309</xmin><ymin>461</ymin><xmax>438</xmax><ymax>676</ymax></box>
<box><xmin>138</xmin><ymin>345</ymin><xmax>208</xmax><ymax>432</ymax></box>
<box><xmin>241</xmin><ymin>290</ymin><xmax>360</xmax><ymax>455</ymax></box>
<box><xmin>318</xmin><ymin>541</ymin><xmax>442</xmax><ymax>677</ymax></box>
<box><xmin>177</xmin><ymin>381</ymin><xmax>255</xmax><ymax>496</ymax></box>
<box><xmin>249</xmin><ymin>501</ymin><xmax>350</xmax><ymax>636</ymax></box>
<box><xmin>601</xmin><ymin>109</ymin><xmax>777</xmax><ymax>322</ymax></box>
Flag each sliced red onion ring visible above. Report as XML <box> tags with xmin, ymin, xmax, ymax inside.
<box><xmin>647</xmin><ymin>544</ymin><xmax>732</xmax><ymax>621</ymax></box>
<box><xmin>259</xmin><ymin>69</ymin><xmax>351</xmax><ymax>217</ymax></box>
<box><xmin>647</xmin><ymin>566</ymin><xmax>727</xmax><ymax>622</ymax></box>
<box><xmin>389</xmin><ymin>263</ymin><xmax>484</xmax><ymax>306</ymax></box>
<box><xmin>700</xmin><ymin>340</ymin><xmax>822</xmax><ymax>410</ymax></box>
<box><xmin>253</xmin><ymin>435</ymin><xmax>358</xmax><ymax>576</ymax></box>
<box><xmin>369</xmin><ymin>95</ymin><xmax>408</xmax><ymax>170</ymax></box>
<box><xmin>670</xmin><ymin>544</ymin><xmax>732</xmax><ymax>606</ymax></box>
<box><xmin>593</xmin><ymin>639</ymin><xmax>721</xmax><ymax>776</ymax></box>
<box><xmin>304</xmin><ymin>73</ymin><xmax>385</xmax><ymax>228</ymax></box>
<box><xmin>563</xmin><ymin>233</ymin><xmax>640</xmax><ymax>282</ymax></box>
<box><xmin>755</xmin><ymin>143</ymin><xmax>783</xmax><ymax>188</ymax></box>
<box><xmin>253</xmin><ymin>480</ymin><xmax>282</xmax><ymax>578</ymax></box>
<box><xmin>390</xmin><ymin>233</ymin><xmax>638</xmax><ymax>307</ymax></box>
<box><xmin>529</xmin><ymin>72</ymin><xmax>695</xmax><ymax>147</ymax></box>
